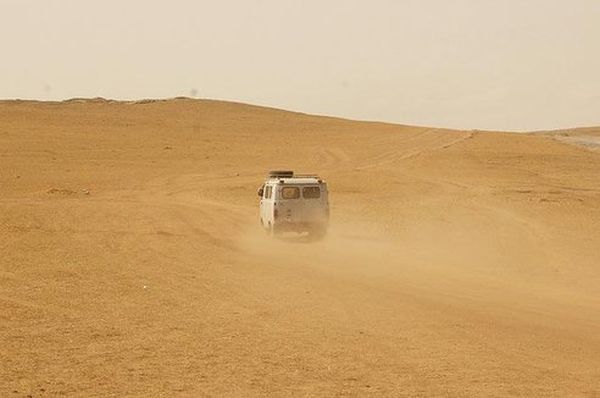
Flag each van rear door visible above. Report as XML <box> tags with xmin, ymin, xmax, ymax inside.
<box><xmin>277</xmin><ymin>185</ymin><xmax>304</xmax><ymax>223</ymax></box>
<box><xmin>300</xmin><ymin>185</ymin><xmax>327</xmax><ymax>221</ymax></box>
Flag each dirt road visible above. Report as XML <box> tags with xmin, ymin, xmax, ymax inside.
<box><xmin>1</xmin><ymin>99</ymin><xmax>599</xmax><ymax>396</ymax></box>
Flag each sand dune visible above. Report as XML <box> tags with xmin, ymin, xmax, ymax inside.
<box><xmin>1</xmin><ymin>99</ymin><xmax>599</xmax><ymax>396</ymax></box>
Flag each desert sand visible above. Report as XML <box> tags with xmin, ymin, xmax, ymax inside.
<box><xmin>1</xmin><ymin>99</ymin><xmax>599</xmax><ymax>396</ymax></box>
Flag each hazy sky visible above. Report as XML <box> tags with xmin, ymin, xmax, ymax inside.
<box><xmin>1</xmin><ymin>0</ymin><xmax>599</xmax><ymax>131</ymax></box>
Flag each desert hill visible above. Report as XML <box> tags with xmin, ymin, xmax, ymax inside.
<box><xmin>1</xmin><ymin>99</ymin><xmax>599</xmax><ymax>396</ymax></box>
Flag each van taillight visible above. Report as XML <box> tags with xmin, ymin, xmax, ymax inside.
<box><xmin>274</xmin><ymin>209</ymin><xmax>279</xmax><ymax>219</ymax></box>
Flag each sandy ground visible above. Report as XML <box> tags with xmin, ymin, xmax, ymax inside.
<box><xmin>1</xmin><ymin>99</ymin><xmax>599</xmax><ymax>397</ymax></box>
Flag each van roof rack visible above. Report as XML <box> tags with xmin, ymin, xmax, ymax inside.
<box><xmin>293</xmin><ymin>174</ymin><xmax>321</xmax><ymax>178</ymax></box>
<box><xmin>267</xmin><ymin>171</ymin><xmax>323</xmax><ymax>181</ymax></box>
<box><xmin>268</xmin><ymin>170</ymin><xmax>294</xmax><ymax>178</ymax></box>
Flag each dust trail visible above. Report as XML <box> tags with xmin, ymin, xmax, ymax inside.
<box><xmin>235</xmin><ymin>217</ymin><xmax>600</xmax><ymax>332</ymax></box>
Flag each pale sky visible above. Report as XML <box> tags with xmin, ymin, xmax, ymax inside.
<box><xmin>1</xmin><ymin>0</ymin><xmax>599</xmax><ymax>131</ymax></box>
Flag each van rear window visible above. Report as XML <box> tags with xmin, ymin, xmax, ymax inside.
<box><xmin>281</xmin><ymin>187</ymin><xmax>300</xmax><ymax>199</ymax></box>
<box><xmin>302</xmin><ymin>186</ymin><xmax>320</xmax><ymax>199</ymax></box>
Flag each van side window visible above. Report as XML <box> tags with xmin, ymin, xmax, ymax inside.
<box><xmin>281</xmin><ymin>186</ymin><xmax>300</xmax><ymax>199</ymax></box>
<box><xmin>302</xmin><ymin>186</ymin><xmax>320</xmax><ymax>199</ymax></box>
<box><xmin>265</xmin><ymin>186</ymin><xmax>272</xmax><ymax>199</ymax></box>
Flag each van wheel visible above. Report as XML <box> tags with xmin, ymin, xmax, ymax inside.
<box><xmin>309</xmin><ymin>226</ymin><xmax>327</xmax><ymax>241</ymax></box>
<box><xmin>267</xmin><ymin>223</ymin><xmax>278</xmax><ymax>237</ymax></box>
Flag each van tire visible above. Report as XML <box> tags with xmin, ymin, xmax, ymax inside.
<box><xmin>309</xmin><ymin>226</ymin><xmax>327</xmax><ymax>241</ymax></box>
<box><xmin>267</xmin><ymin>223</ymin><xmax>278</xmax><ymax>237</ymax></box>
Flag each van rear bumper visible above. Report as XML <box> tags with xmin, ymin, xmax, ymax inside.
<box><xmin>273</xmin><ymin>221</ymin><xmax>328</xmax><ymax>233</ymax></box>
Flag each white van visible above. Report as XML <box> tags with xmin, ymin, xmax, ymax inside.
<box><xmin>258</xmin><ymin>171</ymin><xmax>329</xmax><ymax>239</ymax></box>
